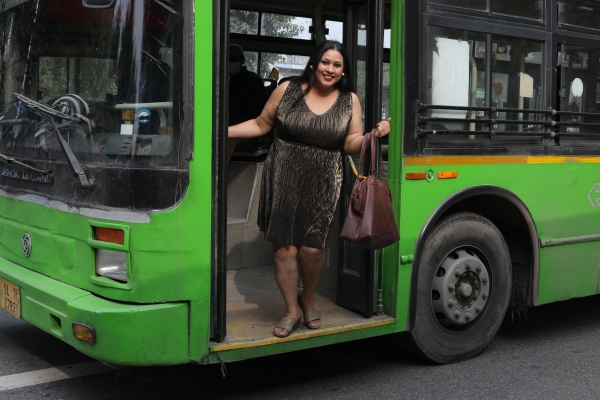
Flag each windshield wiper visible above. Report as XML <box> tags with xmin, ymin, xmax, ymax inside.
<box><xmin>13</xmin><ymin>93</ymin><xmax>94</xmax><ymax>190</ymax></box>
<box><xmin>0</xmin><ymin>152</ymin><xmax>52</xmax><ymax>174</ymax></box>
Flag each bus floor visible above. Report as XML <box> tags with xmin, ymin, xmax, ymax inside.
<box><xmin>223</xmin><ymin>265</ymin><xmax>381</xmax><ymax>344</ymax></box>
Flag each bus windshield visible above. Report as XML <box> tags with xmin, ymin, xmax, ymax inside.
<box><xmin>0</xmin><ymin>0</ymin><xmax>186</xmax><ymax>167</ymax></box>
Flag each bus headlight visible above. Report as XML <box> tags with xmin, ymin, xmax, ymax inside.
<box><xmin>95</xmin><ymin>249</ymin><xmax>128</xmax><ymax>282</ymax></box>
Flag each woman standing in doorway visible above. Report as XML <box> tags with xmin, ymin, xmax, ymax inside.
<box><xmin>228</xmin><ymin>40</ymin><xmax>391</xmax><ymax>338</ymax></box>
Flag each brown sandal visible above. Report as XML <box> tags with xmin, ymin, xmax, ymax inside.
<box><xmin>273</xmin><ymin>317</ymin><xmax>300</xmax><ymax>338</ymax></box>
<box><xmin>298</xmin><ymin>291</ymin><xmax>321</xmax><ymax>329</ymax></box>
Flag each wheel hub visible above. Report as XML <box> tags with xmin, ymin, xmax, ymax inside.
<box><xmin>432</xmin><ymin>249</ymin><xmax>490</xmax><ymax>328</ymax></box>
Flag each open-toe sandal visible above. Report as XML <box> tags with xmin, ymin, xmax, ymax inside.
<box><xmin>298</xmin><ymin>291</ymin><xmax>321</xmax><ymax>329</ymax></box>
<box><xmin>273</xmin><ymin>316</ymin><xmax>300</xmax><ymax>338</ymax></box>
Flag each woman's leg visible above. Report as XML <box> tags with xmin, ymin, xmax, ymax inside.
<box><xmin>273</xmin><ymin>243</ymin><xmax>301</xmax><ymax>336</ymax></box>
<box><xmin>298</xmin><ymin>246</ymin><xmax>325</xmax><ymax>328</ymax></box>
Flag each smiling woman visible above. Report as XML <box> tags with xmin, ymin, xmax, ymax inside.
<box><xmin>228</xmin><ymin>40</ymin><xmax>390</xmax><ymax>338</ymax></box>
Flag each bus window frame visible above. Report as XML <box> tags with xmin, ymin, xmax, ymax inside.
<box><xmin>555</xmin><ymin>0</ymin><xmax>600</xmax><ymax>36</ymax></box>
<box><xmin>406</xmin><ymin>2</ymin><xmax>600</xmax><ymax>157</ymax></box>
<box><xmin>409</xmin><ymin>13</ymin><xmax>553</xmax><ymax>157</ymax></box>
<box><xmin>228</xmin><ymin>7</ymin><xmax>345</xmax><ymax>74</ymax></box>
<box><xmin>422</xmin><ymin>0</ymin><xmax>548</xmax><ymax>26</ymax></box>
<box><xmin>551</xmin><ymin>33</ymin><xmax>600</xmax><ymax>155</ymax></box>
<box><xmin>228</xmin><ymin>11</ymin><xmax>390</xmax><ymax>74</ymax></box>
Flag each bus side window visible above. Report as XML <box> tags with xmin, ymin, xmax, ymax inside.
<box><xmin>557</xmin><ymin>44</ymin><xmax>600</xmax><ymax>146</ymax></box>
<box><xmin>425</xmin><ymin>26</ymin><xmax>544</xmax><ymax>146</ymax></box>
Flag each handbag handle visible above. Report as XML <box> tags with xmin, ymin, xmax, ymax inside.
<box><xmin>357</xmin><ymin>128</ymin><xmax>386</xmax><ymax>178</ymax></box>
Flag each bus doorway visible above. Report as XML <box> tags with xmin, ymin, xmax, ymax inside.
<box><xmin>213</xmin><ymin>0</ymin><xmax>394</xmax><ymax>346</ymax></box>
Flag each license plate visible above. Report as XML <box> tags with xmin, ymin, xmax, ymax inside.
<box><xmin>0</xmin><ymin>278</ymin><xmax>20</xmax><ymax>319</ymax></box>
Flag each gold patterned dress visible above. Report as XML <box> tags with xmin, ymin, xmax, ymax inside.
<box><xmin>258</xmin><ymin>80</ymin><xmax>353</xmax><ymax>249</ymax></box>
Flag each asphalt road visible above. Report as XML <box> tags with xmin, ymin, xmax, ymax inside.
<box><xmin>2</xmin><ymin>294</ymin><xmax>600</xmax><ymax>399</ymax></box>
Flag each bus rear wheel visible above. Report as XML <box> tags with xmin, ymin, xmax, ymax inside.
<box><xmin>407</xmin><ymin>212</ymin><xmax>512</xmax><ymax>363</ymax></box>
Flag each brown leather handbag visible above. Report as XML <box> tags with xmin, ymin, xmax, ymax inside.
<box><xmin>340</xmin><ymin>130</ymin><xmax>400</xmax><ymax>250</ymax></box>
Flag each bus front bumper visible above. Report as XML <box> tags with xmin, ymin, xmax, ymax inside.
<box><xmin>0</xmin><ymin>257</ymin><xmax>189</xmax><ymax>366</ymax></box>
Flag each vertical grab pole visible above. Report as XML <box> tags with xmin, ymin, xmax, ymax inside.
<box><xmin>367</xmin><ymin>0</ymin><xmax>384</xmax><ymax>314</ymax></box>
<box><xmin>211</xmin><ymin>0</ymin><xmax>229</xmax><ymax>343</ymax></box>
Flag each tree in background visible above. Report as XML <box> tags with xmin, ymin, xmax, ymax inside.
<box><xmin>230</xmin><ymin>10</ymin><xmax>305</xmax><ymax>77</ymax></box>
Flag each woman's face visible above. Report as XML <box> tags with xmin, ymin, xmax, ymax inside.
<box><xmin>314</xmin><ymin>49</ymin><xmax>344</xmax><ymax>90</ymax></box>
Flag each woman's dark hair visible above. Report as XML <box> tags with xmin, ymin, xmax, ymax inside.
<box><xmin>297</xmin><ymin>40</ymin><xmax>354</xmax><ymax>94</ymax></box>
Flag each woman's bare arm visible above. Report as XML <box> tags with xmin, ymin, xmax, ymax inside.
<box><xmin>228</xmin><ymin>81</ymin><xmax>291</xmax><ymax>138</ymax></box>
<box><xmin>343</xmin><ymin>93</ymin><xmax>391</xmax><ymax>155</ymax></box>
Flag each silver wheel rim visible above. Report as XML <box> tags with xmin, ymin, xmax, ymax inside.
<box><xmin>431</xmin><ymin>248</ymin><xmax>491</xmax><ymax>331</ymax></box>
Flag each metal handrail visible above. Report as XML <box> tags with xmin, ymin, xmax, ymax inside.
<box><xmin>416</xmin><ymin>101</ymin><xmax>491</xmax><ymax>112</ymax></box>
<box><xmin>417</xmin><ymin>116</ymin><xmax>492</xmax><ymax>124</ymax></box>
<box><xmin>416</xmin><ymin>128</ymin><xmax>554</xmax><ymax>137</ymax></box>
<box><xmin>416</xmin><ymin>102</ymin><xmax>600</xmax><ymax>138</ymax></box>
<box><xmin>551</xmin><ymin>121</ymin><xmax>600</xmax><ymax>128</ymax></box>
<box><xmin>493</xmin><ymin>107</ymin><xmax>554</xmax><ymax>115</ymax></box>
<box><xmin>416</xmin><ymin>101</ymin><xmax>554</xmax><ymax>115</ymax></box>
<box><xmin>550</xmin><ymin>108</ymin><xmax>600</xmax><ymax>118</ymax></box>
<box><xmin>494</xmin><ymin>120</ymin><xmax>552</xmax><ymax>126</ymax></box>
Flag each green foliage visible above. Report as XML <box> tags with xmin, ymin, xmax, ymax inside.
<box><xmin>39</xmin><ymin>57</ymin><xmax>68</xmax><ymax>100</ymax></box>
<box><xmin>230</xmin><ymin>10</ymin><xmax>305</xmax><ymax>77</ymax></box>
<box><xmin>38</xmin><ymin>57</ymin><xmax>117</xmax><ymax>102</ymax></box>
<box><xmin>261</xmin><ymin>13</ymin><xmax>304</xmax><ymax>39</ymax></box>
<box><xmin>229</xmin><ymin>10</ymin><xmax>258</xmax><ymax>35</ymax></box>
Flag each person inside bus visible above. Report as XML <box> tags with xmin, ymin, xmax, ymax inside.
<box><xmin>228</xmin><ymin>40</ymin><xmax>391</xmax><ymax>338</ymax></box>
<box><xmin>228</xmin><ymin>44</ymin><xmax>267</xmax><ymax>160</ymax></box>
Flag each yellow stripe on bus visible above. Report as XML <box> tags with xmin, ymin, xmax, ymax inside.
<box><xmin>404</xmin><ymin>156</ymin><xmax>600</xmax><ymax>166</ymax></box>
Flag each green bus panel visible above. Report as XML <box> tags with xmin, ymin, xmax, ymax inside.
<box><xmin>0</xmin><ymin>255</ymin><xmax>189</xmax><ymax>365</ymax></box>
<box><xmin>0</xmin><ymin>0</ymin><xmax>216</xmax><ymax>364</ymax></box>
<box><xmin>396</xmin><ymin>159</ymin><xmax>600</xmax><ymax>326</ymax></box>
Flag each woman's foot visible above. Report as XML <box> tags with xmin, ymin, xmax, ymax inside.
<box><xmin>298</xmin><ymin>291</ymin><xmax>321</xmax><ymax>329</ymax></box>
<box><xmin>273</xmin><ymin>313</ymin><xmax>301</xmax><ymax>338</ymax></box>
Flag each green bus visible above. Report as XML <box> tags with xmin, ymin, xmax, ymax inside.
<box><xmin>0</xmin><ymin>0</ymin><xmax>599</xmax><ymax>365</ymax></box>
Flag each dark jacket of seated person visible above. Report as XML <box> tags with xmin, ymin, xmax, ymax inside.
<box><xmin>229</xmin><ymin>66</ymin><xmax>267</xmax><ymax>126</ymax></box>
<box><xmin>228</xmin><ymin>66</ymin><xmax>267</xmax><ymax>160</ymax></box>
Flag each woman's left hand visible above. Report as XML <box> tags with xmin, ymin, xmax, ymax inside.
<box><xmin>375</xmin><ymin>118</ymin><xmax>392</xmax><ymax>138</ymax></box>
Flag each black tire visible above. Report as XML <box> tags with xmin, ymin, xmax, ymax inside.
<box><xmin>405</xmin><ymin>212</ymin><xmax>511</xmax><ymax>363</ymax></box>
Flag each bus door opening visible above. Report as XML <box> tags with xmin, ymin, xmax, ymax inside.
<box><xmin>213</xmin><ymin>0</ymin><xmax>392</xmax><ymax>344</ymax></box>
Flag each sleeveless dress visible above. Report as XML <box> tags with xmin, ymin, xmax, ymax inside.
<box><xmin>258</xmin><ymin>81</ymin><xmax>353</xmax><ymax>249</ymax></box>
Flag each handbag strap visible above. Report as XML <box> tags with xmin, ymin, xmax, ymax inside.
<box><xmin>358</xmin><ymin>128</ymin><xmax>385</xmax><ymax>178</ymax></box>
<box><xmin>358</xmin><ymin>129</ymin><xmax>375</xmax><ymax>175</ymax></box>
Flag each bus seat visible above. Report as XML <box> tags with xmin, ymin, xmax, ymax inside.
<box><xmin>278</xmin><ymin>76</ymin><xmax>295</xmax><ymax>86</ymax></box>
<box><xmin>263</xmin><ymin>78</ymin><xmax>277</xmax><ymax>98</ymax></box>
<box><xmin>232</xmin><ymin>141</ymin><xmax>270</xmax><ymax>160</ymax></box>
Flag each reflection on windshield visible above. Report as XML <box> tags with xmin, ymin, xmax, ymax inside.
<box><xmin>0</xmin><ymin>0</ymin><xmax>184</xmax><ymax>164</ymax></box>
